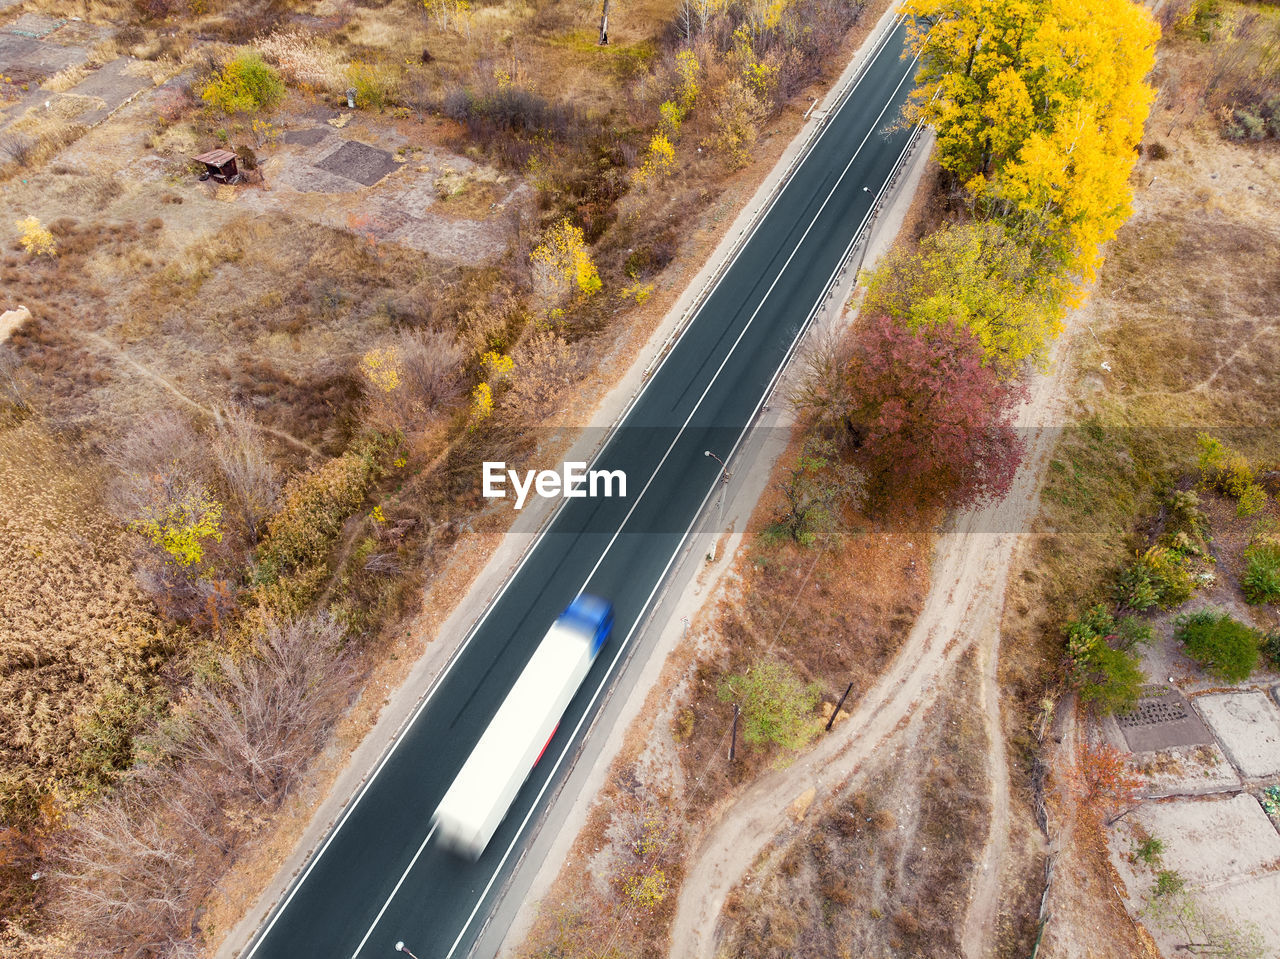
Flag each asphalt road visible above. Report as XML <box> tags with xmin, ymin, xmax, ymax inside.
<box><xmin>243</xmin><ymin>20</ymin><xmax>919</xmax><ymax>959</ymax></box>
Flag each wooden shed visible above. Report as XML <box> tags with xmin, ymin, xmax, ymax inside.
<box><xmin>193</xmin><ymin>149</ymin><xmax>240</xmax><ymax>184</ymax></box>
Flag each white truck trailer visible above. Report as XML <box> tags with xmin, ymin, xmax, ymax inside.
<box><xmin>432</xmin><ymin>594</ymin><xmax>614</xmax><ymax>858</ymax></box>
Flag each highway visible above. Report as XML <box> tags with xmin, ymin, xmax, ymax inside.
<box><xmin>242</xmin><ymin>18</ymin><xmax>919</xmax><ymax>959</ymax></box>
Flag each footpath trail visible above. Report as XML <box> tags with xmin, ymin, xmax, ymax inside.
<box><xmin>668</xmin><ymin>320</ymin><xmax>1080</xmax><ymax>959</ymax></box>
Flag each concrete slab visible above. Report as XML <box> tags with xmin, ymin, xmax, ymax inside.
<box><xmin>1132</xmin><ymin>743</ymin><xmax>1241</xmax><ymax>798</ymax></box>
<box><xmin>1196</xmin><ymin>690</ymin><xmax>1280</xmax><ymax>778</ymax></box>
<box><xmin>3</xmin><ymin>12</ymin><xmax>63</xmax><ymax>38</ymax></box>
<box><xmin>1117</xmin><ymin>686</ymin><xmax>1215</xmax><ymax>752</ymax></box>
<box><xmin>282</xmin><ymin>126</ymin><xmax>330</xmax><ymax>146</ymax></box>
<box><xmin>1134</xmin><ymin>794</ymin><xmax>1280</xmax><ymax>886</ymax></box>
<box><xmin>1198</xmin><ymin>872</ymin><xmax>1280</xmax><ymax>957</ymax></box>
<box><xmin>0</xmin><ymin>32</ymin><xmax>87</xmax><ymax>78</ymax></box>
<box><xmin>314</xmin><ymin>139</ymin><xmax>399</xmax><ymax>186</ymax></box>
<box><xmin>66</xmin><ymin>57</ymin><xmax>151</xmax><ymax>125</ymax></box>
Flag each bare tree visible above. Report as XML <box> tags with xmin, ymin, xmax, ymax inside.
<box><xmin>395</xmin><ymin>328</ymin><xmax>465</xmax><ymax>421</ymax></box>
<box><xmin>103</xmin><ymin>412</ymin><xmax>213</xmax><ymax>525</ymax></box>
<box><xmin>788</xmin><ymin>329</ymin><xmax>854</xmax><ymax>441</ymax></box>
<box><xmin>154</xmin><ymin>612</ymin><xmax>352</xmax><ymax>805</ymax></box>
<box><xmin>48</xmin><ymin>786</ymin><xmax>204</xmax><ymax>959</ymax></box>
<box><xmin>210</xmin><ymin>404</ymin><xmax>280</xmax><ymax>543</ymax></box>
<box><xmin>504</xmin><ymin>329</ymin><xmax>584</xmax><ymax>421</ymax></box>
<box><xmin>44</xmin><ymin>613</ymin><xmax>351</xmax><ymax>958</ymax></box>
<box><xmin>0</xmin><ymin>344</ymin><xmax>28</xmax><ymax>414</ymax></box>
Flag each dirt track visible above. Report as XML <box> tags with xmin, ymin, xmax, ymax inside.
<box><xmin>667</xmin><ymin>310</ymin><xmax>1080</xmax><ymax>959</ymax></box>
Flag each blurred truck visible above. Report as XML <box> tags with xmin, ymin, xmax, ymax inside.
<box><xmin>432</xmin><ymin>594</ymin><xmax>615</xmax><ymax>858</ymax></box>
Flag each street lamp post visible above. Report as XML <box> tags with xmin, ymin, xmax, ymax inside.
<box><xmin>704</xmin><ymin>450</ymin><xmax>730</xmax><ymax>562</ymax></box>
<box><xmin>395</xmin><ymin>943</ymin><xmax>421</xmax><ymax>959</ymax></box>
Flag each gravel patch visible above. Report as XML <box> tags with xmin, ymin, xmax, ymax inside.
<box><xmin>314</xmin><ymin>139</ymin><xmax>400</xmax><ymax>186</ymax></box>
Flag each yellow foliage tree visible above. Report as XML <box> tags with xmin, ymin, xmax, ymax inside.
<box><xmin>480</xmin><ymin>350</ymin><xmax>514</xmax><ymax>385</ymax></box>
<box><xmin>862</xmin><ymin>222</ymin><xmax>1062</xmax><ymax>374</ymax></box>
<box><xmin>902</xmin><ymin>0</ymin><xmax>1159</xmax><ymax>284</ymax></box>
<box><xmin>674</xmin><ymin>48</ymin><xmax>700</xmax><ymax>112</ymax></box>
<box><xmin>658</xmin><ymin>100</ymin><xmax>683</xmax><ymax>138</ymax></box>
<box><xmin>134</xmin><ymin>484</ymin><xmax>224</xmax><ymax>568</ymax></box>
<box><xmin>701</xmin><ymin>78</ymin><xmax>766</xmax><ymax>168</ymax></box>
<box><xmin>531</xmin><ymin>219</ymin><xmax>602</xmax><ymax>302</ymax></box>
<box><xmin>633</xmin><ymin>131</ymin><xmax>677</xmax><ymax>185</ymax></box>
<box><xmin>16</xmin><ymin>216</ymin><xmax>55</xmax><ymax>257</ymax></box>
<box><xmin>360</xmin><ymin>347</ymin><xmax>402</xmax><ymax>393</ymax></box>
<box><xmin>623</xmin><ymin>869</ymin><xmax>669</xmax><ymax>911</ymax></box>
<box><xmin>471</xmin><ymin>381</ymin><xmax>494</xmax><ymax>420</ymax></box>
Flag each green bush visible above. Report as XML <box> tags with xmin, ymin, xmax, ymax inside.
<box><xmin>1175</xmin><ymin>607</ymin><xmax>1259</xmax><ymax>682</ymax></box>
<box><xmin>1115</xmin><ymin>545</ymin><xmax>1194</xmax><ymax>611</ymax></box>
<box><xmin>717</xmin><ymin>658</ymin><xmax>821</xmax><ymax>751</ymax></box>
<box><xmin>202</xmin><ymin>52</ymin><xmax>285</xmax><ymax>115</ymax></box>
<box><xmin>1242</xmin><ymin>541</ymin><xmax>1280</xmax><ymax>604</ymax></box>
<box><xmin>1064</xmin><ymin>604</ymin><xmax>1147</xmax><ymax>714</ymax></box>
<box><xmin>1080</xmin><ymin>644</ymin><xmax>1145</xmax><ymax>714</ymax></box>
<box><xmin>1114</xmin><ymin>562</ymin><xmax>1159</xmax><ymax>611</ymax></box>
<box><xmin>1262</xmin><ymin>630</ymin><xmax>1280</xmax><ymax>670</ymax></box>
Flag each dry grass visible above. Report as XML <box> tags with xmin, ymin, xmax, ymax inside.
<box><xmin>717</xmin><ymin>652</ymin><xmax>989</xmax><ymax>959</ymax></box>
<box><xmin>997</xmin><ymin>13</ymin><xmax>1280</xmax><ymax>958</ymax></box>
<box><xmin>0</xmin><ymin>421</ymin><xmax>166</xmax><ymax>821</ymax></box>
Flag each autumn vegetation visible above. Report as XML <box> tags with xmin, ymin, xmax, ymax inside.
<box><xmin>0</xmin><ymin>0</ymin><xmax>913</xmax><ymax>949</ymax></box>
<box><xmin>993</xmin><ymin>1</ymin><xmax>1280</xmax><ymax>952</ymax></box>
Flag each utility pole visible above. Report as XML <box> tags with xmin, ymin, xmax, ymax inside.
<box><xmin>704</xmin><ymin>449</ymin><xmax>730</xmax><ymax>561</ymax></box>
<box><xmin>728</xmin><ymin>703</ymin><xmax>739</xmax><ymax>761</ymax></box>
<box><xmin>826</xmin><ymin>681</ymin><xmax>854</xmax><ymax>731</ymax></box>
<box><xmin>598</xmin><ymin>0</ymin><xmax>609</xmax><ymax>43</ymax></box>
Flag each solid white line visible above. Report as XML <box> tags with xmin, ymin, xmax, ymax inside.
<box><xmin>576</xmin><ymin>49</ymin><xmax>920</xmax><ymax>591</ymax></box>
<box><xmin>347</xmin><ymin>824</ymin><xmax>438</xmax><ymax>959</ymax></box>
<box><xmin>606</xmin><ymin>14</ymin><xmax>905</xmax><ymax>433</ymax></box>
<box><xmin>248</xmin><ymin>23</ymin><xmax>915</xmax><ymax>959</ymax></box>
<box><xmin>439</xmin><ymin>51</ymin><xmax>922</xmax><ymax>959</ymax></box>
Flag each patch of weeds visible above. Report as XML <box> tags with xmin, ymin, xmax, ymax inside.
<box><xmin>1153</xmin><ymin>869</ymin><xmax>1186</xmax><ymax>898</ymax></box>
<box><xmin>1135</xmin><ymin>835</ymin><xmax>1165</xmax><ymax>866</ymax></box>
<box><xmin>1174</xmin><ymin>606</ymin><xmax>1259</xmax><ymax>682</ymax></box>
<box><xmin>1242</xmin><ymin>539</ymin><xmax>1280</xmax><ymax>605</ymax></box>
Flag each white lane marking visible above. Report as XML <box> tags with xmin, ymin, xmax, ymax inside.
<box><xmin>347</xmin><ymin>824</ymin><xmax>437</xmax><ymax>959</ymax></box>
<box><xmin>439</xmin><ymin>51</ymin><xmax>923</xmax><ymax>959</ymax></box>
<box><xmin>606</xmin><ymin>14</ymin><xmax>905</xmax><ymax>432</ymax></box>
<box><xmin>576</xmin><ymin>51</ymin><xmax>920</xmax><ymax>592</ymax></box>
<box><xmin>247</xmin><ymin>22</ymin><xmax>914</xmax><ymax>959</ymax></box>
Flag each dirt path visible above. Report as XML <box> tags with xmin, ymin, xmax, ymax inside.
<box><xmin>83</xmin><ymin>331</ymin><xmax>325</xmax><ymax>458</ymax></box>
<box><xmin>668</xmin><ymin>318</ymin><xmax>1082</xmax><ymax>959</ymax></box>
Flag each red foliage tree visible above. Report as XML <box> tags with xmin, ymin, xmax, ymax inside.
<box><xmin>1068</xmin><ymin>742</ymin><xmax>1145</xmax><ymax>826</ymax></box>
<box><xmin>844</xmin><ymin>314</ymin><xmax>1024</xmax><ymax>510</ymax></box>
